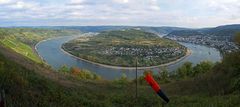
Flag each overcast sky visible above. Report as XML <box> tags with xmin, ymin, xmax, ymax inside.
<box><xmin>0</xmin><ymin>0</ymin><xmax>240</xmax><ymax>28</ymax></box>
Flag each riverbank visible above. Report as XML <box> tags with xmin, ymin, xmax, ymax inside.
<box><xmin>34</xmin><ymin>35</ymin><xmax>221</xmax><ymax>79</ymax></box>
<box><xmin>34</xmin><ymin>36</ymin><xmax>79</xmax><ymax>64</ymax></box>
<box><xmin>61</xmin><ymin>44</ymin><xmax>192</xmax><ymax>70</ymax></box>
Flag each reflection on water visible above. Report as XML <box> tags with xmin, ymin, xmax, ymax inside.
<box><xmin>36</xmin><ymin>36</ymin><xmax>221</xmax><ymax>80</ymax></box>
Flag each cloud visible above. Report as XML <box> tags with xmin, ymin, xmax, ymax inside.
<box><xmin>113</xmin><ymin>0</ymin><xmax>129</xmax><ymax>4</ymax></box>
<box><xmin>0</xmin><ymin>0</ymin><xmax>239</xmax><ymax>27</ymax></box>
<box><xmin>0</xmin><ymin>0</ymin><xmax>11</xmax><ymax>4</ymax></box>
<box><xmin>7</xmin><ymin>1</ymin><xmax>38</xmax><ymax>10</ymax></box>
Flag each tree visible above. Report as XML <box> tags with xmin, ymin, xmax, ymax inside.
<box><xmin>158</xmin><ymin>67</ymin><xmax>169</xmax><ymax>83</ymax></box>
<box><xmin>114</xmin><ymin>73</ymin><xmax>128</xmax><ymax>85</ymax></box>
<box><xmin>177</xmin><ymin>62</ymin><xmax>193</xmax><ymax>78</ymax></box>
<box><xmin>234</xmin><ymin>32</ymin><xmax>240</xmax><ymax>45</ymax></box>
<box><xmin>79</xmin><ymin>69</ymin><xmax>93</xmax><ymax>79</ymax></box>
<box><xmin>93</xmin><ymin>74</ymin><xmax>101</xmax><ymax>80</ymax></box>
<box><xmin>70</xmin><ymin>67</ymin><xmax>81</xmax><ymax>75</ymax></box>
<box><xmin>193</xmin><ymin>61</ymin><xmax>214</xmax><ymax>76</ymax></box>
<box><xmin>120</xmin><ymin>73</ymin><xmax>127</xmax><ymax>80</ymax></box>
<box><xmin>58</xmin><ymin>65</ymin><xmax>69</xmax><ymax>73</ymax></box>
<box><xmin>0</xmin><ymin>61</ymin><xmax>3</xmax><ymax>71</ymax></box>
<box><xmin>218</xmin><ymin>33</ymin><xmax>240</xmax><ymax>91</ymax></box>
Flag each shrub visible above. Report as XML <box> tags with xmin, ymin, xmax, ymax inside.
<box><xmin>193</xmin><ymin>61</ymin><xmax>214</xmax><ymax>76</ymax></box>
<box><xmin>58</xmin><ymin>65</ymin><xmax>69</xmax><ymax>73</ymax></box>
<box><xmin>177</xmin><ymin>62</ymin><xmax>193</xmax><ymax>78</ymax></box>
<box><xmin>70</xmin><ymin>67</ymin><xmax>81</xmax><ymax>75</ymax></box>
<box><xmin>157</xmin><ymin>67</ymin><xmax>170</xmax><ymax>83</ymax></box>
<box><xmin>114</xmin><ymin>73</ymin><xmax>129</xmax><ymax>85</ymax></box>
<box><xmin>234</xmin><ymin>32</ymin><xmax>240</xmax><ymax>45</ymax></box>
<box><xmin>69</xmin><ymin>66</ymin><xmax>101</xmax><ymax>80</ymax></box>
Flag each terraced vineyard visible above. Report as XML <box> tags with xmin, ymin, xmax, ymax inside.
<box><xmin>0</xmin><ymin>36</ymin><xmax>41</xmax><ymax>63</ymax></box>
<box><xmin>0</xmin><ymin>28</ymin><xmax>80</xmax><ymax>63</ymax></box>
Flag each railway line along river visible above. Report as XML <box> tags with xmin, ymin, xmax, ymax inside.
<box><xmin>36</xmin><ymin>35</ymin><xmax>221</xmax><ymax>80</ymax></box>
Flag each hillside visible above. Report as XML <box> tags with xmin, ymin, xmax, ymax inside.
<box><xmin>167</xmin><ymin>30</ymin><xmax>204</xmax><ymax>37</ymax></box>
<box><xmin>0</xmin><ymin>28</ymin><xmax>240</xmax><ymax>106</ymax></box>
<box><xmin>137</xmin><ymin>26</ymin><xmax>189</xmax><ymax>35</ymax></box>
<box><xmin>0</xmin><ymin>31</ymin><xmax>240</xmax><ymax>106</ymax></box>
<box><xmin>0</xmin><ymin>28</ymin><xmax>80</xmax><ymax>63</ymax></box>
<box><xmin>204</xmin><ymin>24</ymin><xmax>240</xmax><ymax>41</ymax></box>
<box><xmin>16</xmin><ymin>24</ymin><xmax>240</xmax><ymax>40</ymax></box>
<box><xmin>30</xmin><ymin>26</ymin><xmax>189</xmax><ymax>35</ymax></box>
<box><xmin>0</xmin><ymin>36</ymin><xmax>41</xmax><ymax>63</ymax></box>
<box><xmin>166</xmin><ymin>24</ymin><xmax>240</xmax><ymax>41</ymax></box>
<box><xmin>62</xmin><ymin>29</ymin><xmax>187</xmax><ymax>67</ymax></box>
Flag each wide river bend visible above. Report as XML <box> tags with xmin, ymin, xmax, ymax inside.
<box><xmin>36</xmin><ymin>36</ymin><xmax>221</xmax><ymax>80</ymax></box>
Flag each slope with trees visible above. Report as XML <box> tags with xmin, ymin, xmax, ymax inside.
<box><xmin>0</xmin><ymin>28</ymin><xmax>240</xmax><ymax>106</ymax></box>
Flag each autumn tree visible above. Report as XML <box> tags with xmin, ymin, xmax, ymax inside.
<box><xmin>70</xmin><ymin>67</ymin><xmax>81</xmax><ymax>75</ymax></box>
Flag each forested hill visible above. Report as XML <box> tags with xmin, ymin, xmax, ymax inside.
<box><xmin>166</xmin><ymin>24</ymin><xmax>240</xmax><ymax>41</ymax></box>
<box><xmin>19</xmin><ymin>24</ymin><xmax>240</xmax><ymax>40</ymax></box>
<box><xmin>204</xmin><ymin>24</ymin><xmax>240</xmax><ymax>40</ymax></box>
<box><xmin>136</xmin><ymin>26</ymin><xmax>188</xmax><ymax>35</ymax></box>
<box><xmin>23</xmin><ymin>26</ymin><xmax>189</xmax><ymax>35</ymax></box>
<box><xmin>166</xmin><ymin>30</ymin><xmax>204</xmax><ymax>37</ymax></box>
<box><xmin>98</xmin><ymin>29</ymin><xmax>160</xmax><ymax>39</ymax></box>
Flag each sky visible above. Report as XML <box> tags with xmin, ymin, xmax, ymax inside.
<box><xmin>0</xmin><ymin>0</ymin><xmax>240</xmax><ymax>28</ymax></box>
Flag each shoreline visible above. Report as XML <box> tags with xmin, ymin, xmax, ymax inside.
<box><xmin>34</xmin><ymin>36</ymin><xmax>78</xmax><ymax>64</ymax></box>
<box><xmin>61</xmin><ymin>45</ymin><xmax>192</xmax><ymax>70</ymax></box>
<box><xmin>34</xmin><ymin>35</ymin><xmax>192</xmax><ymax>70</ymax></box>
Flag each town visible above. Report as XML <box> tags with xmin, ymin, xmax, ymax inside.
<box><xmin>165</xmin><ymin>35</ymin><xmax>239</xmax><ymax>54</ymax></box>
<box><xmin>98</xmin><ymin>46</ymin><xmax>186</xmax><ymax>60</ymax></box>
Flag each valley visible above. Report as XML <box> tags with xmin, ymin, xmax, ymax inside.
<box><xmin>0</xmin><ymin>25</ymin><xmax>239</xmax><ymax>106</ymax></box>
<box><xmin>1</xmin><ymin>0</ymin><xmax>240</xmax><ymax>106</ymax></box>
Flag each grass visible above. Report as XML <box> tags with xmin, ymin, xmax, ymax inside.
<box><xmin>165</xmin><ymin>95</ymin><xmax>240</xmax><ymax>107</ymax></box>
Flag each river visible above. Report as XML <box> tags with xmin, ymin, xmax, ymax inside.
<box><xmin>36</xmin><ymin>36</ymin><xmax>221</xmax><ymax>80</ymax></box>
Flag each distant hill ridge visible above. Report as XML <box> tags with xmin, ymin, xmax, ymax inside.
<box><xmin>17</xmin><ymin>26</ymin><xmax>189</xmax><ymax>35</ymax></box>
<box><xmin>99</xmin><ymin>29</ymin><xmax>160</xmax><ymax>39</ymax></box>
<box><xmin>166</xmin><ymin>24</ymin><xmax>240</xmax><ymax>41</ymax></box>
<box><xmin>9</xmin><ymin>24</ymin><xmax>240</xmax><ymax>40</ymax></box>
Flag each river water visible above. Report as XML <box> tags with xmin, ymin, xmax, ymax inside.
<box><xmin>36</xmin><ymin>36</ymin><xmax>221</xmax><ymax>80</ymax></box>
